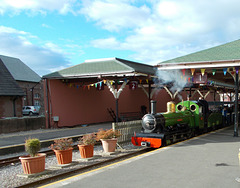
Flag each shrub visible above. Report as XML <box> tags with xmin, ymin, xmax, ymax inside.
<box><xmin>49</xmin><ymin>138</ymin><xmax>73</xmax><ymax>150</ymax></box>
<box><xmin>96</xmin><ymin>129</ymin><xmax>121</xmax><ymax>141</ymax></box>
<box><xmin>78</xmin><ymin>133</ymin><xmax>96</xmax><ymax>146</ymax></box>
<box><xmin>25</xmin><ymin>138</ymin><xmax>41</xmax><ymax>157</ymax></box>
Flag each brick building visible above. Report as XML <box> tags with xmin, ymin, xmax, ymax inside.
<box><xmin>0</xmin><ymin>59</ymin><xmax>24</xmax><ymax>117</ymax></box>
<box><xmin>0</xmin><ymin>55</ymin><xmax>44</xmax><ymax>117</ymax></box>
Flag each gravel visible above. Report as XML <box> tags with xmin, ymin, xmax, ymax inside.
<box><xmin>0</xmin><ymin>143</ymin><xmax>141</xmax><ymax>188</ymax></box>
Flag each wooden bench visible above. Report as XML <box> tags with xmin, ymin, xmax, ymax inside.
<box><xmin>119</xmin><ymin>112</ymin><xmax>142</xmax><ymax>122</ymax></box>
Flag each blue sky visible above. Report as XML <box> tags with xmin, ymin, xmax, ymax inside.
<box><xmin>1</xmin><ymin>0</ymin><xmax>240</xmax><ymax>76</ymax></box>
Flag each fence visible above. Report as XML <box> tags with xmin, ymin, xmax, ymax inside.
<box><xmin>112</xmin><ymin>120</ymin><xmax>142</xmax><ymax>144</ymax></box>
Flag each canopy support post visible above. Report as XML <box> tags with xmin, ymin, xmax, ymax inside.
<box><xmin>234</xmin><ymin>71</ymin><xmax>239</xmax><ymax>137</ymax></box>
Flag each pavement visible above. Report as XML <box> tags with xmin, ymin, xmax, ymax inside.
<box><xmin>40</xmin><ymin>126</ymin><xmax>240</xmax><ymax>188</ymax></box>
<box><xmin>0</xmin><ymin>122</ymin><xmax>112</xmax><ymax>155</ymax></box>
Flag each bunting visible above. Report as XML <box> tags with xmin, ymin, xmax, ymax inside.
<box><xmin>212</xmin><ymin>69</ymin><xmax>216</xmax><ymax>75</ymax></box>
<box><xmin>223</xmin><ymin>68</ymin><xmax>227</xmax><ymax>75</ymax></box>
<box><xmin>191</xmin><ymin>68</ymin><xmax>195</xmax><ymax>76</ymax></box>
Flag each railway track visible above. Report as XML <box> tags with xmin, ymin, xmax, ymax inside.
<box><xmin>0</xmin><ymin>144</ymin><xmax>86</xmax><ymax>167</ymax></box>
<box><xmin>0</xmin><ymin>150</ymin><xmax>54</xmax><ymax>167</ymax></box>
<box><xmin>13</xmin><ymin>147</ymin><xmax>151</xmax><ymax>188</ymax></box>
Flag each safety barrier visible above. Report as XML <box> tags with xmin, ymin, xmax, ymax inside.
<box><xmin>112</xmin><ymin>120</ymin><xmax>142</xmax><ymax>144</ymax></box>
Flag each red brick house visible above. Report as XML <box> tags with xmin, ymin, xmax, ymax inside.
<box><xmin>0</xmin><ymin>59</ymin><xmax>24</xmax><ymax>118</ymax></box>
<box><xmin>0</xmin><ymin>55</ymin><xmax>44</xmax><ymax>117</ymax></box>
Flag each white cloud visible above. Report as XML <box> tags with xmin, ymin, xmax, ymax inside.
<box><xmin>0</xmin><ymin>0</ymin><xmax>77</xmax><ymax>15</ymax></box>
<box><xmin>0</xmin><ymin>26</ymin><xmax>71</xmax><ymax>76</ymax></box>
<box><xmin>80</xmin><ymin>0</ymin><xmax>150</xmax><ymax>31</ymax></box>
<box><xmin>91</xmin><ymin>37</ymin><xmax>121</xmax><ymax>49</ymax></box>
<box><xmin>41</xmin><ymin>23</ymin><xmax>52</xmax><ymax>28</ymax></box>
<box><xmin>87</xmin><ymin>0</ymin><xmax>240</xmax><ymax>64</ymax></box>
<box><xmin>1</xmin><ymin>0</ymin><xmax>240</xmax><ymax>76</ymax></box>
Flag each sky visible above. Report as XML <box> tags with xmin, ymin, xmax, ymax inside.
<box><xmin>1</xmin><ymin>0</ymin><xmax>240</xmax><ymax>76</ymax></box>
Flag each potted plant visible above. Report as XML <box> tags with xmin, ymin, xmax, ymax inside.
<box><xmin>78</xmin><ymin>133</ymin><xmax>96</xmax><ymax>158</ymax></box>
<box><xmin>49</xmin><ymin>138</ymin><xmax>73</xmax><ymax>165</ymax></box>
<box><xmin>96</xmin><ymin>129</ymin><xmax>121</xmax><ymax>153</ymax></box>
<box><xmin>19</xmin><ymin>138</ymin><xmax>46</xmax><ymax>174</ymax></box>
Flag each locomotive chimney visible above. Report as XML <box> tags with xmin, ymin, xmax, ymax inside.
<box><xmin>151</xmin><ymin>100</ymin><xmax>156</xmax><ymax>115</ymax></box>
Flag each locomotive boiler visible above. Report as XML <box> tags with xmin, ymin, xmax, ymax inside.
<box><xmin>131</xmin><ymin>100</ymin><xmax>223</xmax><ymax>148</ymax></box>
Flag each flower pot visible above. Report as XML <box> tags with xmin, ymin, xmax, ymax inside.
<box><xmin>100</xmin><ymin>138</ymin><xmax>117</xmax><ymax>152</ymax></box>
<box><xmin>19</xmin><ymin>153</ymin><xmax>46</xmax><ymax>174</ymax></box>
<box><xmin>78</xmin><ymin>144</ymin><xmax>94</xmax><ymax>158</ymax></box>
<box><xmin>54</xmin><ymin>148</ymin><xmax>73</xmax><ymax>164</ymax></box>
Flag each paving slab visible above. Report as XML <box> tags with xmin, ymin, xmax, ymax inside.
<box><xmin>41</xmin><ymin>126</ymin><xmax>240</xmax><ymax>188</ymax></box>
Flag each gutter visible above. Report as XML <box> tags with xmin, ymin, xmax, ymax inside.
<box><xmin>157</xmin><ymin>59</ymin><xmax>240</xmax><ymax>69</ymax></box>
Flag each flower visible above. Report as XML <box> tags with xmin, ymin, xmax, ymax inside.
<box><xmin>96</xmin><ymin>129</ymin><xmax>121</xmax><ymax>141</ymax></box>
<box><xmin>49</xmin><ymin>138</ymin><xmax>73</xmax><ymax>150</ymax></box>
<box><xmin>78</xmin><ymin>133</ymin><xmax>96</xmax><ymax>146</ymax></box>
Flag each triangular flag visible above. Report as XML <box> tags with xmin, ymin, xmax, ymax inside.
<box><xmin>212</xmin><ymin>69</ymin><xmax>216</xmax><ymax>75</ymax></box>
<box><xmin>236</xmin><ymin>67</ymin><xmax>239</xmax><ymax>74</ymax></box>
<box><xmin>182</xmin><ymin>69</ymin><xmax>185</xmax><ymax>76</ymax></box>
<box><xmin>191</xmin><ymin>68</ymin><xmax>195</xmax><ymax>75</ymax></box>
<box><xmin>201</xmin><ymin>69</ymin><xmax>205</xmax><ymax>76</ymax></box>
<box><xmin>223</xmin><ymin>68</ymin><xmax>227</xmax><ymax>75</ymax></box>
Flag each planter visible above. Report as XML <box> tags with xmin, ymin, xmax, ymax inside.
<box><xmin>100</xmin><ymin>138</ymin><xmax>117</xmax><ymax>152</ymax></box>
<box><xmin>19</xmin><ymin>153</ymin><xmax>46</xmax><ymax>174</ymax></box>
<box><xmin>78</xmin><ymin>144</ymin><xmax>94</xmax><ymax>158</ymax></box>
<box><xmin>54</xmin><ymin>148</ymin><xmax>73</xmax><ymax>164</ymax></box>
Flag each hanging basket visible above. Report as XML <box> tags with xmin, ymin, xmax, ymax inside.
<box><xmin>78</xmin><ymin>144</ymin><xmax>94</xmax><ymax>158</ymax></box>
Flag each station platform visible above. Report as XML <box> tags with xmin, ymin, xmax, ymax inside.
<box><xmin>41</xmin><ymin>126</ymin><xmax>240</xmax><ymax>188</ymax></box>
<box><xmin>0</xmin><ymin>123</ymin><xmax>112</xmax><ymax>155</ymax></box>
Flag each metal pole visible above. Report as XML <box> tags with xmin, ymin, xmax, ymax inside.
<box><xmin>148</xmin><ymin>82</ymin><xmax>151</xmax><ymax>113</ymax></box>
<box><xmin>115</xmin><ymin>80</ymin><xmax>119</xmax><ymax>122</ymax></box>
<box><xmin>234</xmin><ymin>72</ymin><xmax>239</xmax><ymax>137</ymax></box>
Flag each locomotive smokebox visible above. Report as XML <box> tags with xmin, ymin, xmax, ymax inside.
<box><xmin>151</xmin><ymin>100</ymin><xmax>156</xmax><ymax>115</ymax></box>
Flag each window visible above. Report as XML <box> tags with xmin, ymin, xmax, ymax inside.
<box><xmin>34</xmin><ymin>100</ymin><xmax>40</xmax><ymax>106</ymax></box>
<box><xmin>34</xmin><ymin>93</ymin><xmax>40</xmax><ymax>99</ymax></box>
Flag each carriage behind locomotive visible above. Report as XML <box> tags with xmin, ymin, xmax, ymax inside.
<box><xmin>131</xmin><ymin>99</ymin><xmax>224</xmax><ymax>148</ymax></box>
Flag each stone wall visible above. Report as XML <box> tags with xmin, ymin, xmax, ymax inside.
<box><xmin>0</xmin><ymin>116</ymin><xmax>45</xmax><ymax>134</ymax></box>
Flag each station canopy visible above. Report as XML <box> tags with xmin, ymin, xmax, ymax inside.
<box><xmin>157</xmin><ymin>39</ymin><xmax>240</xmax><ymax>90</ymax></box>
<box><xmin>43</xmin><ymin>57</ymin><xmax>156</xmax><ymax>83</ymax></box>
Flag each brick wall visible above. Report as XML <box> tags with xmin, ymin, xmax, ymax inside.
<box><xmin>0</xmin><ymin>96</ymin><xmax>23</xmax><ymax>118</ymax></box>
<box><xmin>17</xmin><ymin>80</ymin><xmax>44</xmax><ymax>115</ymax></box>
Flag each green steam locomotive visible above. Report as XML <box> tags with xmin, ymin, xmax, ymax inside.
<box><xmin>131</xmin><ymin>100</ymin><xmax>223</xmax><ymax>148</ymax></box>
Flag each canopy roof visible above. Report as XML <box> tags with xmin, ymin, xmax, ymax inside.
<box><xmin>43</xmin><ymin>57</ymin><xmax>156</xmax><ymax>79</ymax></box>
<box><xmin>158</xmin><ymin>39</ymin><xmax>240</xmax><ymax>69</ymax></box>
<box><xmin>157</xmin><ymin>39</ymin><xmax>240</xmax><ymax>89</ymax></box>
